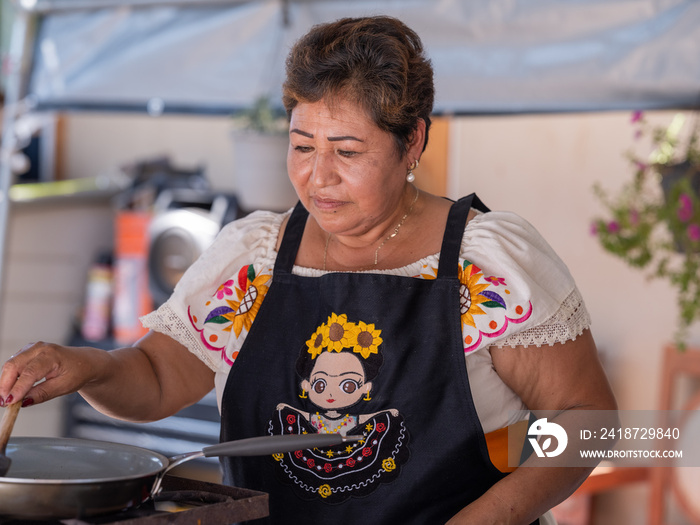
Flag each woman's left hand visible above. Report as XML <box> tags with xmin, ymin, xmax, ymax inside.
<box><xmin>446</xmin><ymin>329</ymin><xmax>617</xmax><ymax>525</ymax></box>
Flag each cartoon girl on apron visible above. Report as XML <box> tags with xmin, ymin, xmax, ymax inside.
<box><xmin>271</xmin><ymin>314</ymin><xmax>408</xmax><ymax>503</ymax></box>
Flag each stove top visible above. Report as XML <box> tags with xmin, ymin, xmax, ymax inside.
<box><xmin>0</xmin><ymin>476</ymin><xmax>268</xmax><ymax>525</ymax></box>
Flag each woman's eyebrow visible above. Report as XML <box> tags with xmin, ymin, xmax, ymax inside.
<box><xmin>327</xmin><ymin>136</ymin><xmax>364</xmax><ymax>142</ymax></box>
<box><xmin>290</xmin><ymin>128</ymin><xmax>313</xmax><ymax>138</ymax></box>
<box><xmin>289</xmin><ymin>129</ymin><xmax>363</xmax><ymax>143</ymax></box>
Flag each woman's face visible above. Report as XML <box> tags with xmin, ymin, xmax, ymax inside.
<box><xmin>302</xmin><ymin>351</ymin><xmax>368</xmax><ymax>411</ymax></box>
<box><xmin>287</xmin><ymin>98</ymin><xmax>409</xmax><ymax>238</ymax></box>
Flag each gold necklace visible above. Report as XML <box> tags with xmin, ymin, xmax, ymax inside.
<box><xmin>323</xmin><ymin>186</ymin><xmax>420</xmax><ymax>271</ymax></box>
<box><xmin>314</xmin><ymin>412</ymin><xmax>353</xmax><ymax>434</ymax></box>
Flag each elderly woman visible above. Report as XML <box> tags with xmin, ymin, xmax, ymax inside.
<box><xmin>0</xmin><ymin>16</ymin><xmax>615</xmax><ymax>525</ymax></box>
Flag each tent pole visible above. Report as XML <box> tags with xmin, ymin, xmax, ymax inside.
<box><xmin>0</xmin><ymin>9</ymin><xmax>36</xmax><ymax>341</ymax></box>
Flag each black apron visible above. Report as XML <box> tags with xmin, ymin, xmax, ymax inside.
<box><xmin>220</xmin><ymin>194</ymin><xmax>539</xmax><ymax>524</ymax></box>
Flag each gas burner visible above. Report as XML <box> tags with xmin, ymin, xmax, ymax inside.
<box><xmin>0</xmin><ymin>477</ymin><xmax>268</xmax><ymax>525</ymax></box>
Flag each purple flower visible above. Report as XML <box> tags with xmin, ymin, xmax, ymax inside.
<box><xmin>688</xmin><ymin>224</ymin><xmax>700</xmax><ymax>242</ymax></box>
<box><xmin>607</xmin><ymin>221</ymin><xmax>620</xmax><ymax>233</ymax></box>
<box><xmin>590</xmin><ymin>222</ymin><xmax>599</xmax><ymax>236</ymax></box>
<box><xmin>629</xmin><ymin>208</ymin><xmax>640</xmax><ymax>226</ymax></box>
<box><xmin>630</xmin><ymin>111</ymin><xmax>644</xmax><ymax>123</ymax></box>
<box><xmin>633</xmin><ymin>160</ymin><xmax>647</xmax><ymax>172</ymax></box>
<box><xmin>678</xmin><ymin>194</ymin><xmax>694</xmax><ymax>222</ymax></box>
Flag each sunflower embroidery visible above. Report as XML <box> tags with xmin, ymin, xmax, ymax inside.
<box><xmin>325</xmin><ymin>313</ymin><xmax>354</xmax><ymax>352</ymax></box>
<box><xmin>458</xmin><ymin>262</ymin><xmax>501</xmax><ymax>328</ymax></box>
<box><xmin>305</xmin><ymin>324</ymin><xmax>329</xmax><ymax>359</ymax></box>
<box><xmin>456</xmin><ymin>260</ymin><xmax>532</xmax><ymax>352</ymax></box>
<box><xmin>229</xmin><ymin>266</ymin><xmax>271</xmax><ymax>336</ymax></box>
<box><xmin>205</xmin><ymin>264</ymin><xmax>270</xmax><ymax>337</ymax></box>
<box><xmin>350</xmin><ymin>321</ymin><xmax>383</xmax><ymax>359</ymax></box>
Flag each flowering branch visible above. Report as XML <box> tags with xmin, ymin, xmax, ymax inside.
<box><xmin>591</xmin><ymin>111</ymin><xmax>700</xmax><ymax>348</ymax></box>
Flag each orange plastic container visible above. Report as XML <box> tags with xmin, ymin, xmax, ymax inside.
<box><xmin>112</xmin><ymin>212</ymin><xmax>152</xmax><ymax>345</ymax></box>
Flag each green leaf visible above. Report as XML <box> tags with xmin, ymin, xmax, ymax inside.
<box><xmin>205</xmin><ymin>316</ymin><xmax>231</xmax><ymax>325</ymax></box>
<box><xmin>481</xmin><ymin>300</ymin><xmax>506</xmax><ymax>309</ymax></box>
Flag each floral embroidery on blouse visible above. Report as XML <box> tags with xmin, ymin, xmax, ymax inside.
<box><xmin>421</xmin><ymin>260</ymin><xmax>533</xmax><ymax>353</ymax></box>
<box><xmin>457</xmin><ymin>260</ymin><xmax>532</xmax><ymax>352</ymax></box>
<box><xmin>187</xmin><ymin>264</ymin><xmax>271</xmax><ymax>365</ymax></box>
<box><xmin>189</xmin><ymin>259</ymin><xmax>533</xmax><ymax>366</ymax></box>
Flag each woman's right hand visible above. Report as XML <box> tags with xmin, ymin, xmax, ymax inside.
<box><xmin>0</xmin><ymin>341</ymin><xmax>109</xmax><ymax>408</ymax></box>
<box><xmin>0</xmin><ymin>332</ymin><xmax>215</xmax><ymax>422</ymax></box>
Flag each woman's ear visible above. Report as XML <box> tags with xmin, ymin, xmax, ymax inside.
<box><xmin>301</xmin><ymin>379</ymin><xmax>311</xmax><ymax>392</ymax></box>
<box><xmin>407</xmin><ymin>118</ymin><xmax>427</xmax><ymax>162</ymax></box>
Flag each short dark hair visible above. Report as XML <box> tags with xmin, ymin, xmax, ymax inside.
<box><xmin>282</xmin><ymin>16</ymin><xmax>435</xmax><ymax>156</ymax></box>
<box><xmin>295</xmin><ymin>345</ymin><xmax>384</xmax><ymax>384</ymax></box>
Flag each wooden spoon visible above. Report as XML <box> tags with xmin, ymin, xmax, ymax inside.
<box><xmin>0</xmin><ymin>402</ymin><xmax>21</xmax><ymax>476</ymax></box>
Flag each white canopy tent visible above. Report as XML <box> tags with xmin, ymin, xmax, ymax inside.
<box><xmin>17</xmin><ymin>0</ymin><xmax>700</xmax><ymax>115</ymax></box>
<box><xmin>1</xmin><ymin>0</ymin><xmax>700</xmax><ymax>309</ymax></box>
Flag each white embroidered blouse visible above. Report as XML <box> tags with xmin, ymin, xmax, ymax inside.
<box><xmin>141</xmin><ymin>207</ymin><xmax>591</xmax><ymax>435</ymax></box>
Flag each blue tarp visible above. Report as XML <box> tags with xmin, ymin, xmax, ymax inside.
<box><xmin>23</xmin><ymin>0</ymin><xmax>700</xmax><ymax>115</ymax></box>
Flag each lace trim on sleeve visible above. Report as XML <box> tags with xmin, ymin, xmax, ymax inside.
<box><xmin>141</xmin><ymin>303</ymin><xmax>220</xmax><ymax>373</ymax></box>
<box><xmin>492</xmin><ymin>287</ymin><xmax>591</xmax><ymax>348</ymax></box>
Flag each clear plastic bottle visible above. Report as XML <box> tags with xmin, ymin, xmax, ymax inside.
<box><xmin>81</xmin><ymin>253</ymin><xmax>113</xmax><ymax>342</ymax></box>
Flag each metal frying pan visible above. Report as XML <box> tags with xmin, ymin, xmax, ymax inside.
<box><xmin>0</xmin><ymin>434</ymin><xmax>357</xmax><ymax>520</ymax></box>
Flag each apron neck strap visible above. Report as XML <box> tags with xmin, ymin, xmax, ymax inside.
<box><xmin>275</xmin><ymin>194</ymin><xmax>490</xmax><ymax>277</ymax></box>
<box><xmin>274</xmin><ymin>201</ymin><xmax>308</xmax><ymax>275</ymax></box>
<box><xmin>437</xmin><ymin>193</ymin><xmax>490</xmax><ymax>279</ymax></box>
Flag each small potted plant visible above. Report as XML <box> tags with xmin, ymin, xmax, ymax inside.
<box><xmin>230</xmin><ymin>96</ymin><xmax>296</xmax><ymax>212</ymax></box>
<box><xmin>232</xmin><ymin>95</ymin><xmax>290</xmax><ymax>135</ymax></box>
<box><xmin>591</xmin><ymin>111</ymin><xmax>700</xmax><ymax>347</ymax></box>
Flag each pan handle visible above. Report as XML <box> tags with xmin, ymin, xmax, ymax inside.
<box><xmin>151</xmin><ymin>433</ymin><xmax>361</xmax><ymax>496</ymax></box>
<box><xmin>202</xmin><ymin>432</ymin><xmax>359</xmax><ymax>457</ymax></box>
<box><xmin>151</xmin><ymin>450</ymin><xmax>204</xmax><ymax>496</ymax></box>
